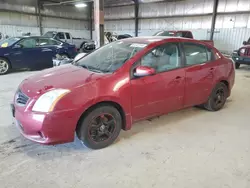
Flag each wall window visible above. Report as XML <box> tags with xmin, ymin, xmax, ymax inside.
<box><xmin>183</xmin><ymin>43</ymin><xmax>210</xmax><ymax>65</ymax></box>
<box><xmin>141</xmin><ymin>43</ymin><xmax>181</xmax><ymax>73</ymax></box>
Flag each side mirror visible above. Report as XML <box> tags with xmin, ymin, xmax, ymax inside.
<box><xmin>134</xmin><ymin>66</ymin><xmax>156</xmax><ymax>77</ymax></box>
<box><xmin>13</xmin><ymin>44</ymin><xmax>22</xmax><ymax>49</ymax></box>
<box><xmin>74</xmin><ymin>53</ymin><xmax>88</xmax><ymax>62</ymax></box>
<box><xmin>243</xmin><ymin>41</ymin><xmax>247</xmax><ymax>45</ymax></box>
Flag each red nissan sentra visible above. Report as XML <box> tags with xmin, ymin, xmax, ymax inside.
<box><xmin>11</xmin><ymin>37</ymin><xmax>235</xmax><ymax>149</ymax></box>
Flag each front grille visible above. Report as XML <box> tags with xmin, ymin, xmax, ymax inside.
<box><xmin>15</xmin><ymin>89</ymin><xmax>29</xmax><ymax>106</ymax></box>
<box><xmin>245</xmin><ymin>48</ymin><xmax>250</xmax><ymax>57</ymax></box>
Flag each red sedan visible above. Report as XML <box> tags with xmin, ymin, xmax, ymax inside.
<box><xmin>11</xmin><ymin>37</ymin><xmax>235</xmax><ymax>149</ymax></box>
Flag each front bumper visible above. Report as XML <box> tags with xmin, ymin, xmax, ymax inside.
<box><xmin>12</xmin><ymin>103</ymin><xmax>79</xmax><ymax>145</ymax></box>
<box><xmin>232</xmin><ymin>53</ymin><xmax>250</xmax><ymax>64</ymax></box>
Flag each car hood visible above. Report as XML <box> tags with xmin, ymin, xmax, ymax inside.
<box><xmin>20</xmin><ymin>64</ymin><xmax>104</xmax><ymax>97</ymax></box>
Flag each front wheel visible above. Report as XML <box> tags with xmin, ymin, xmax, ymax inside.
<box><xmin>0</xmin><ymin>58</ymin><xmax>11</xmax><ymax>75</ymax></box>
<box><xmin>203</xmin><ymin>82</ymin><xmax>228</xmax><ymax>111</ymax></box>
<box><xmin>235</xmin><ymin>62</ymin><xmax>240</xmax><ymax>69</ymax></box>
<box><xmin>76</xmin><ymin>105</ymin><xmax>122</xmax><ymax>149</ymax></box>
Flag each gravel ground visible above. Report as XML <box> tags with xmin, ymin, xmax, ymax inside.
<box><xmin>0</xmin><ymin>67</ymin><xmax>249</xmax><ymax>188</ymax></box>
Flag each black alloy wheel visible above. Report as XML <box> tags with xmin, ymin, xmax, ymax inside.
<box><xmin>204</xmin><ymin>82</ymin><xmax>228</xmax><ymax>111</ymax></box>
<box><xmin>76</xmin><ymin>105</ymin><xmax>122</xmax><ymax>149</ymax></box>
<box><xmin>235</xmin><ymin>62</ymin><xmax>240</xmax><ymax>69</ymax></box>
<box><xmin>88</xmin><ymin>114</ymin><xmax>116</xmax><ymax>143</ymax></box>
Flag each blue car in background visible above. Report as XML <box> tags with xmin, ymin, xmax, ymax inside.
<box><xmin>0</xmin><ymin>36</ymin><xmax>77</xmax><ymax>75</ymax></box>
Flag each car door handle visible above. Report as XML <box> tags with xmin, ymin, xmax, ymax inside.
<box><xmin>175</xmin><ymin>76</ymin><xmax>182</xmax><ymax>80</ymax></box>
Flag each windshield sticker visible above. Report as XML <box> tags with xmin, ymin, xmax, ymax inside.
<box><xmin>1</xmin><ymin>42</ymin><xmax>8</xmax><ymax>48</ymax></box>
<box><xmin>130</xmin><ymin>43</ymin><xmax>147</xmax><ymax>48</ymax></box>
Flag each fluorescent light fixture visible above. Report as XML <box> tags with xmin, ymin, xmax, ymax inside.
<box><xmin>75</xmin><ymin>3</ymin><xmax>87</xmax><ymax>8</ymax></box>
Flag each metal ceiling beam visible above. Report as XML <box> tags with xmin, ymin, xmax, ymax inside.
<box><xmin>89</xmin><ymin>1</ymin><xmax>93</xmax><ymax>39</ymax></box>
<box><xmin>105</xmin><ymin>10</ymin><xmax>250</xmax><ymax>21</ymax></box>
<box><xmin>210</xmin><ymin>0</ymin><xmax>219</xmax><ymax>40</ymax></box>
<box><xmin>42</xmin><ymin>0</ymin><xmax>93</xmax><ymax>6</ymax></box>
<box><xmin>0</xmin><ymin>9</ymin><xmax>89</xmax><ymax>21</ymax></box>
<box><xmin>37</xmin><ymin>0</ymin><xmax>43</xmax><ymax>35</ymax></box>
<box><xmin>134</xmin><ymin>0</ymin><xmax>139</xmax><ymax>37</ymax></box>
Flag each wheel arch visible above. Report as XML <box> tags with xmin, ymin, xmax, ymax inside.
<box><xmin>80</xmin><ymin>41</ymin><xmax>86</xmax><ymax>49</ymax></box>
<box><xmin>220</xmin><ymin>80</ymin><xmax>229</xmax><ymax>90</ymax></box>
<box><xmin>0</xmin><ymin>56</ymin><xmax>12</xmax><ymax>68</ymax></box>
<box><xmin>76</xmin><ymin>101</ymin><xmax>127</xmax><ymax>133</ymax></box>
<box><xmin>219</xmin><ymin>80</ymin><xmax>230</xmax><ymax>97</ymax></box>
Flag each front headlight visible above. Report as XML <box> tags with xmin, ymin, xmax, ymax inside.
<box><xmin>240</xmin><ymin>48</ymin><xmax>245</xmax><ymax>54</ymax></box>
<box><xmin>32</xmin><ymin>89</ymin><xmax>70</xmax><ymax>112</ymax></box>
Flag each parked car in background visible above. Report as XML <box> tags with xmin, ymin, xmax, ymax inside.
<box><xmin>43</xmin><ymin>31</ymin><xmax>93</xmax><ymax>51</ymax></box>
<box><xmin>153</xmin><ymin>30</ymin><xmax>214</xmax><ymax>46</ymax></box>
<box><xmin>117</xmin><ymin>34</ymin><xmax>133</xmax><ymax>40</ymax></box>
<box><xmin>11</xmin><ymin>37</ymin><xmax>234</xmax><ymax>149</ymax></box>
<box><xmin>243</xmin><ymin>38</ymin><xmax>250</xmax><ymax>45</ymax></box>
<box><xmin>0</xmin><ymin>36</ymin><xmax>77</xmax><ymax>75</ymax></box>
<box><xmin>232</xmin><ymin>45</ymin><xmax>250</xmax><ymax>69</ymax></box>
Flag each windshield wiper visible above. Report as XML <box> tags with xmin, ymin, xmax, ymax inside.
<box><xmin>78</xmin><ymin>64</ymin><xmax>105</xmax><ymax>73</ymax></box>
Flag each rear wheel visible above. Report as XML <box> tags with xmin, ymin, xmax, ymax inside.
<box><xmin>0</xmin><ymin>58</ymin><xmax>11</xmax><ymax>75</ymax></box>
<box><xmin>204</xmin><ymin>82</ymin><xmax>228</xmax><ymax>111</ymax></box>
<box><xmin>76</xmin><ymin>105</ymin><xmax>122</xmax><ymax>149</ymax></box>
<box><xmin>235</xmin><ymin>62</ymin><xmax>240</xmax><ymax>69</ymax></box>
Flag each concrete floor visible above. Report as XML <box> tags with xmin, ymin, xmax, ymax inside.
<box><xmin>0</xmin><ymin>67</ymin><xmax>250</xmax><ymax>188</ymax></box>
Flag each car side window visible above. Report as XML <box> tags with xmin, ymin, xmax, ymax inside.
<box><xmin>140</xmin><ymin>43</ymin><xmax>181</xmax><ymax>73</ymax></box>
<box><xmin>38</xmin><ymin>38</ymin><xmax>50</xmax><ymax>46</ymax></box>
<box><xmin>57</xmin><ymin>32</ymin><xmax>65</xmax><ymax>40</ymax></box>
<box><xmin>185</xmin><ymin>32</ymin><xmax>193</xmax><ymax>39</ymax></box>
<box><xmin>18</xmin><ymin>38</ymin><xmax>37</xmax><ymax>48</ymax></box>
<box><xmin>183</xmin><ymin>43</ymin><xmax>209</xmax><ymax>66</ymax></box>
<box><xmin>65</xmin><ymin>33</ymin><xmax>70</xmax><ymax>39</ymax></box>
<box><xmin>48</xmin><ymin>39</ymin><xmax>61</xmax><ymax>45</ymax></box>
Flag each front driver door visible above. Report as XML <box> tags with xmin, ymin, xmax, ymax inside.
<box><xmin>130</xmin><ymin>42</ymin><xmax>185</xmax><ymax>121</ymax></box>
<box><xmin>11</xmin><ymin>38</ymin><xmax>41</xmax><ymax>69</ymax></box>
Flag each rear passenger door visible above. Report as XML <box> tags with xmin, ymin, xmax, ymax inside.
<box><xmin>182</xmin><ymin>42</ymin><xmax>216</xmax><ymax>107</ymax></box>
<box><xmin>37</xmin><ymin>38</ymin><xmax>56</xmax><ymax>68</ymax></box>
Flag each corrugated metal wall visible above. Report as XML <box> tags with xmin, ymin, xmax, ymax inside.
<box><xmin>105</xmin><ymin>0</ymin><xmax>250</xmax><ymax>53</ymax></box>
<box><xmin>0</xmin><ymin>1</ymin><xmax>90</xmax><ymax>39</ymax></box>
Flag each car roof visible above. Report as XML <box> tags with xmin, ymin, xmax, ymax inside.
<box><xmin>121</xmin><ymin>36</ymin><xmax>194</xmax><ymax>44</ymax></box>
<box><xmin>15</xmin><ymin>36</ymin><xmax>53</xmax><ymax>39</ymax></box>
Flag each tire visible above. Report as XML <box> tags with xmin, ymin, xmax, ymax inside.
<box><xmin>235</xmin><ymin>62</ymin><xmax>240</xmax><ymax>69</ymax></box>
<box><xmin>204</xmin><ymin>82</ymin><xmax>228</xmax><ymax>111</ymax></box>
<box><xmin>0</xmin><ymin>58</ymin><xmax>11</xmax><ymax>75</ymax></box>
<box><xmin>76</xmin><ymin>105</ymin><xmax>122</xmax><ymax>149</ymax></box>
<box><xmin>80</xmin><ymin>42</ymin><xmax>86</xmax><ymax>49</ymax></box>
<box><xmin>60</xmin><ymin>54</ymin><xmax>69</xmax><ymax>59</ymax></box>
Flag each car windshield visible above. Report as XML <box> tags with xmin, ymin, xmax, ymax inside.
<box><xmin>0</xmin><ymin>37</ymin><xmax>20</xmax><ymax>48</ymax></box>
<box><xmin>75</xmin><ymin>41</ymin><xmax>147</xmax><ymax>73</ymax></box>
<box><xmin>153</xmin><ymin>31</ymin><xmax>175</xmax><ymax>36</ymax></box>
<box><xmin>43</xmin><ymin>32</ymin><xmax>56</xmax><ymax>38</ymax></box>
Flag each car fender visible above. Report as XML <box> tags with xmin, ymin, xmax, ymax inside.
<box><xmin>76</xmin><ymin>95</ymin><xmax>132</xmax><ymax>130</ymax></box>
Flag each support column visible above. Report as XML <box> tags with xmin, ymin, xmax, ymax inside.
<box><xmin>94</xmin><ymin>0</ymin><xmax>104</xmax><ymax>48</ymax></box>
<box><xmin>89</xmin><ymin>2</ymin><xmax>93</xmax><ymax>40</ymax></box>
<box><xmin>37</xmin><ymin>0</ymin><xmax>42</xmax><ymax>35</ymax></box>
<box><xmin>210</xmin><ymin>0</ymin><xmax>219</xmax><ymax>40</ymax></box>
<box><xmin>134</xmin><ymin>0</ymin><xmax>139</xmax><ymax>37</ymax></box>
